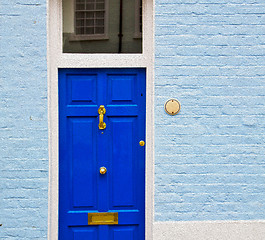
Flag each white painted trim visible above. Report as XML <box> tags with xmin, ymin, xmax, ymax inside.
<box><xmin>47</xmin><ymin>0</ymin><xmax>154</xmax><ymax>239</ymax></box>
<box><xmin>154</xmin><ymin>220</ymin><xmax>265</xmax><ymax>240</ymax></box>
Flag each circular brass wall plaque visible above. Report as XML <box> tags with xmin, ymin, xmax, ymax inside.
<box><xmin>164</xmin><ymin>99</ymin><xmax>181</xmax><ymax>115</ymax></box>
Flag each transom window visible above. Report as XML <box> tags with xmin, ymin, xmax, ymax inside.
<box><xmin>63</xmin><ymin>0</ymin><xmax>142</xmax><ymax>53</ymax></box>
<box><xmin>75</xmin><ymin>0</ymin><xmax>105</xmax><ymax>36</ymax></box>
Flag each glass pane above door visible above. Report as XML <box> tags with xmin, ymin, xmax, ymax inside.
<box><xmin>63</xmin><ymin>0</ymin><xmax>142</xmax><ymax>53</ymax></box>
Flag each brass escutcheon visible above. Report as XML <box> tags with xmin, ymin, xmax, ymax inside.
<box><xmin>99</xmin><ymin>166</ymin><xmax>107</xmax><ymax>175</ymax></box>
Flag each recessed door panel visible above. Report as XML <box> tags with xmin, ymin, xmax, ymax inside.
<box><xmin>59</xmin><ymin>68</ymin><xmax>146</xmax><ymax>240</ymax></box>
<box><xmin>110</xmin><ymin>225</ymin><xmax>137</xmax><ymax>240</ymax></box>
<box><xmin>71</xmin><ymin>226</ymin><xmax>98</xmax><ymax>240</ymax></box>
<box><xmin>71</xmin><ymin>118</ymin><xmax>97</xmax><ymax>208</ymax></box>
<box><xmin>108</xmin><ymin>74</ymin><xmax>136</xmax><ymax>103</ymax></box>
<box><xmin>110</xmin><ymin>118</ymin><xmax>135</xmax><ymax>208</ymax></box>
<box><xmin>68</xmin><ymin>74</ymin><xmax>97</xmax><ymax>105</ymax></box>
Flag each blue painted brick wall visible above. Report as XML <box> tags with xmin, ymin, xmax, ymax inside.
<box><xmin>0</xmin><ymin>1</ymin><xmax>48</xmax><ymax>239</ymax></box>
<box><xmin>155</xmin><ymin>0</ymin><xmax>265</xmax><ymax>221</ymax></box>
<box><xmin>1</xmin><ymin>0</ymin><xmax>265</xmax><ymax>237</ymax></box>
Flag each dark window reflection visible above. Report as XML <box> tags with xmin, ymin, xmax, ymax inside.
<box><xmin>63</xmin><ymin>0</ymin><xmax>142</xmax><ymax>53</ymax></box>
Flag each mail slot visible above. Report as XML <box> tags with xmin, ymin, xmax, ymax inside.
<box><xmin>88</xmin><ymin>212</ymin><xmax>118</xmax><ymax>225</ymax></box>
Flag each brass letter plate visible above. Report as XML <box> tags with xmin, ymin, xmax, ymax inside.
<box><xmin>88</xmin><ymin>212</ymin><xmax>118</xmax><ymax>225</ymax></box>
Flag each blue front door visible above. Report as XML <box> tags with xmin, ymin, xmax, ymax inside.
<box><xmin>59</xmin><ymin>69</ymin><xmax>146</xmax><ymax>240</ymax></box>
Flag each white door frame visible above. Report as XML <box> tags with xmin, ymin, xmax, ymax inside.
<box><xmin>47</xmin><ymin>0</ymin><xmax>154</xmax><ymax>239</ymax></box>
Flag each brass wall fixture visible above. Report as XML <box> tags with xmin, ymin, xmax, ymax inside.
<box><xmin>139</xmin><ymin>140</ymin><xmax>145</xmax><ymax>146</ymax></box>
<box><xmin>88</xmin><ymin>212</ymin><xmax>118</xmax><ymax>225</ymax></box>
<box><xmin>164</xmin><ymin>99</ymin><xmax>181</xmax><ymax>115</ymax></box>
<box><xmin>98</xmin><ymin>105</ymin><xmax>106</xmax><ymax>129</ymax></box>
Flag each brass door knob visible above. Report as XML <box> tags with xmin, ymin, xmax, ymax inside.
<box><xmin>99</xmin><ymin>167</ymin><xmax>107</xmax><ymax>175</ymax></box>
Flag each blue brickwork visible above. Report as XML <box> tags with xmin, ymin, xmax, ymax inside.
<box><xmin>0</xmin><ymin>1</ymin><xmax>48</xmax><ymax>239</ymax></box>
<box><xmin>1</xmin><ymin>0</ymin><xmax>265</xmax><ymax>238</ymax></box>
<box><xmin>155</xmin><ymin>0</ymin><xmax>265</xmax><ymax>221</ymax></box>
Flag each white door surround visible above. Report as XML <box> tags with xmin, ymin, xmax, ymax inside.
<box><xmin>47</xmin><ymin>0</ymin><xmax>154</xmax><ymax>239</ymax></box>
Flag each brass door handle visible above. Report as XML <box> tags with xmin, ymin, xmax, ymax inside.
<box><xmin>98</xmin><ymin>105</ymin><xmax>106</xmax><ymax>130</ymax></box>
<box><xmin>99</xmin><ymin>167</ymin><xmax>107</xmax><ymax>175</ymax></box>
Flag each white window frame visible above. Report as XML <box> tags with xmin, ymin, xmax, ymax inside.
<box><xmin>47</xmin><ymin>0</ymin><xmax>154</xmax><ymax>239</ymax></box>
<box><xmin>69</xmin><ymin>0</ymin><xmax>109</xmax><ymax>41</ymax></box>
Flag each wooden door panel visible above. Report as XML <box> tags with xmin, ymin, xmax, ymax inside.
<box><xmin>71</xmin><ymin>118</ymin><xmax>97</xmax><ymax>208</ymax></box>
<box><xmin>110</xmin><ymin>118</ymin><xmax>136</xmax><ymax>209</ymax></box>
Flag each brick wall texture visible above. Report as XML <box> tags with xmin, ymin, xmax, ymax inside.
<box><xmin>155</xmin><ymin>0</ymin><xmax>265</xmax><ymax>221</ymax></box>
<box><xmin>1</xmin><ymin>0</ymin><xmax>265</xmax><ymax>239</ymax></box>
<box><xmin>0</xmin><ymin>1</ymin><xmax>48</xmax><ymax>239</ymax></box>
